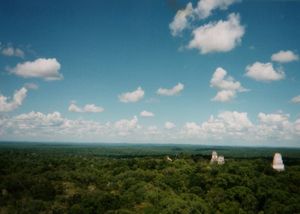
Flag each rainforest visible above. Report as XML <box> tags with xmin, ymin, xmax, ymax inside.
<box><xmin>1</xmin><ymin>142</ymin><xmax>300</xmax><ymax>214</ymax></box>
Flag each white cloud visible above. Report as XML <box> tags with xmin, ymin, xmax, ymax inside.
<box><xmin>0</xmin><ymin>87</ymin><xmax>28</xmax><ymax>112</ymax></box>
<box><xmin>291</xmin><ymin>95</ymin><xmax>300</xmax><ymax>104</ymax></box>
<box><xmin>68</xmin><ymin>103</ymin><xmax>82</xmax><ymax>112</ymax></box>
<box><xmin>1</xmin><ymin>110</ymin><xmax>300</xmax><ymax>145</ymax></box>
<box><xmin>8</xmin><ymin>58</ymin><xmax>63</xmax><ymax>81</ymax></box>
<box><xmin>0</xmin><ymin>43</ymin><xmax>25</xmax><ymax>58</ymax></box>
<box><xmin>195</xmin><ymin>0</ymin><xmax>239</xmax><ymax>19</ymax></box>
<box><xmin>157</xmin><ymin>83</ymin><xmax>184</xmax><ymax>96</ymax></box>
<box><xmin>140</xmin><ymin>110</ymin><xmax>154</xmax><ymax>117</ymax></box>
<box><xmin>84</xmin><ymin>104</ymin><xmax>104</xmax><ymax>113</ymax></box>
<box><xmin>258</xmin><ymin>112</ymin><xmax>289</xmax><ymax>124</ymax></box>
<box><xmin>165</xmin><ymin>121</ymin><xmax>176</xmax><ymax>129</ymax></box>
<box><xmin>188</xmin><ymin>13</ymin><xmax>245</xmax><ymax>54</ymax></box>
<box><xmin>212</xmin><ymin>90</ymin><xmax>236</xmax><ymax>102</ymax></box>
<box><xmin>169</xmin><ymin>0</ymin><xmax>238</xmax><ymax>37</ymax></box>
<box><xmin>256</xmin><ymin>112</ymin><xmax>293</xmax><ymax>140</ymax></box>
<box><xmin>114</xmin><ymin>116</ymin><xmax>140</xmax><ymax>136</ymax></box>
<box><xmin>210</xmin><ymin>67</ymin><xmax>244</xmax><ymax>91</ymax></box>
<box><xmin>145</xmin><ymin>126</ymin><xmax>160</xmax><ymax>136</ymax></box>
<box><xmin>210</xmin><ymin>67</ymin><xmax>246</xmax><ymax>102</ymax></box>
<box><xmin>0</xmin><ymin>111</ymin><xmax>142</xmax><ymax>141</ymax></box>
<box><xmin>245</xmin><ymin>62</ymin><xmax>285</xmax><ymax>82</ymax></box>
<box><xmin>271</xmin><ymin>50</ymin><xmax>299</xmax><ymax>63</ymax></box>
<box><xmin>218</xmin><ymin>111</ymin><xmax>253</xmax><ymax>130</ymax></box>
<box><xmin>119</xmin><ymin>87</ymin><xmax>144</xmax><ymax>103</ymax></box>
<box><xmin>182</xmin><ymin>111</ymin><xmax>253</xmax><ymax>139</ymax></box>
<box><xmin>169</xmin><ymin>3</ymin><xmax>193</xmax><ymax>36</ymax></box>
<box><xmin>68</xmin><ymin>103</ymin><xmax>104</xmax><ymax>113</ymax></box>
<box><xmin>183</xmin><ymin>122</ymin><xmax>202</xmax><ymax>136</ymax></box>
<box><xmin>1</xmin><ymin>47</ymin><xmax>25</xmax><ymax>58</ymax></box>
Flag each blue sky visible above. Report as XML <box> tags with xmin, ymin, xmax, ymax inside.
<box><xmin>0</xmin><ymin>0</ymin><xmax>300</xmax><ymax>146</ymax></box>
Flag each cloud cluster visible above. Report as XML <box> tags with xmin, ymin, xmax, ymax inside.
<box><xmin>114</xmin><ymin>116</ymin><xmax>140</xmax><ymax>136</ymax></box>
<box><xmin>182</xmin><ymin>111</ymin><xmax>252</xmax><ymax>138</ymax></box>
<box><xmin>1</xmin><ymin>47</ymin><xmax>24</xmax><ymax>58</ymax></box>
<box><xmin>68</xmin><ymin>103</ymin><xmax>104</xmax><ymax>113</ymax></box>
<box><xmin>245</xmin><ymin>62</ymin><xmax>285</xmax><ymax>82</ymax></box>
<box><xmin>8</xmin><ymin>58</ymin><xmax>63</xmax><ymax>81</ymax></box>
<box><xmin>271</xmin><ymin>50</ymin><xmax>299</xmax><ymax>63</ymax></box>
<box><xmin>157</xmin><ymin>83</ymin><xmax>184</xmax><ymax>96</ymax></box>
<box><xmin>210</xmin><ymin>67</ymin><xmax>246</xmax><ymax>102</ymax></box>
<box><xmin>119</xmin><ymin>87</ymin><xmax>145</xmax><ymax>103</ymax></box>
<box><xmin>0</xmin><ymin>43</ymin><xmax>25</xmax><ymax>58</ymax></box>
<box><xmin>182</xmin><ymin>111</ymin><xmax>299</xmax><ymax>143</ymax></box>
<box><xmin>170</xmin><ymin>0</ymin><xmax>243</xmax><ymax>54</ymax></box>
<box><xmin>0</xmin><ymin>111</ymin><xmax>141</xmax><ymax>140</ymax></box>
<box><xmin>1</xmin><ymin>110</ymin><xmax>299</xmax><ymax>145</ymax></box>
<box><xmin>0</xmin><ymin>87</ymin><xmax>28</xmax><ymax>112</ymax></box>
<box><xmin>169</xmin><ymin>0</ymin><xmax>239</xmax><ymax>36</ymax></box>
<box><xmin>196</xmin><ymin>0</ymin><xmax>239</xmax><ymax>18</ymax></box>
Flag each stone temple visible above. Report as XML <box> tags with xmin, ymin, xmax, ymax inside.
<box><xmin>210</xmin><ymin>151</ymin><xmax>218</xmax><ymax>163</ymax></box>
<box><xmin>210</xmin><ymin>151</ymin><xmax>225</xmax><ymax>165</ymax></box>
<box><xmin>217</xmin><ymin>156</ymin><xmax>225</xmax><ymax>165</ymax></box>
<box><xmin>272</xmin><ymin>153</ymin><xmax>284</xmax><ymax>171</ymax></box>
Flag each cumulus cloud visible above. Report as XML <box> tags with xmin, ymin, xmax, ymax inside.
<box><xmin>245</xmin><ymin>62</ymin><xmax>285</xmax><ymax>82</ymax></box>
<box><xmin>210</xmin><ymin>67</ymin><xmax>247</xmax><ymax>102</ymax></box>
<box><xmin>1</xmin><ymin>46</ymin><xmax>24</xmax><ymax>58</ymax></box>
<box><xmin>182</xmin><ymin>122</ymin><xmax>202</xmax><ymax>136</ymax></box>
<box><xmin>258</xmin><ymin>112</ymin><xmax>289</xmax><ymax>124</ymax></box>
<box><xmin>256</xmin><ymin>112</ymin><xmax>293</xmax><ymax>140</ymax></box>
<box><xmin>195</xmin><ymin>0</ymin><xmax>239</xmax><ymax>19</ymax></box>
<box><xmin>180</xmin><ymin>111</ymin><xmax>299</xmax><ymax>143</ymax></box>
<box><xmin>271</xmin><ymin>50</ymin><xmax>299</xmax><ymax>63</ymax></box>
<box><xmin>0</xmin><ymin>87</ymin><xmax>28</xmax><ymax>112</ymax></box>
<box><xmin>169</xmin><ymin>3</ymin><xmax>193</xmax><ymax>36</ymax></box>
<box><xmin>114</xmin><ymin>116</ymin><xmax>140</xmax><ymax>136</ymax></box>
<box><xmin>182</xmin><ymin>111</ymin><xmax>252</xmax><ymax>139</ymax></box>
<box><xmin>157</xmin><ymin>83</ymin><xmax>184</xmax><ymax>96</ymax></box>
<box><xmin>0</xmin><ymin>112</ymin><xmax>142</xmax><ymax>141</ymax></box>
<box><xmin>210</xmin><ymin>67</ymin><xmax>244</xmax><ymax>91</ymax></box>
<box><xmin>169</xmin><ymin>0</ymin><xmax>239</xmax><ymax>36</ymax></box>
<box><xmin>188</xmin><ymin>13</ymin><xmax>245</xmax><ymax>54</ymax></box>
<box><xmin>212</xmin><ymin>90</ymin><xmax>236</xmax><ymax>102</ymax></box>
<box><xmin>84</xmin><ymin>104</ymin><xmax>104</xmax><ymax>113</ymax></box>
<box><xmin>291</xmin><ymin>95</ymin><xmax>300</xmax><ymax>104</ymax></box>
<box><xmin>8</xmin><ymin>58</ymin><xmax>63</xmax><ymax>81</ymax></box>
<box><xmin>68</xmin><ymin>103</ymin><xmax>104</xmax><ymax>113</ymax></box>
<box><xmin>140</xmin><ymin>110</ymin><xmax>154</xmax><ymax>117</ymax></box>
<box><xmin>0</xmin><ymin>110</ymin><xmax>299</xmax><ymax>144</ymax></box>
<box><xmin>119</xmin><ymin>87</ymin><xmax>144</xmax><ymax>103</ymax></box>
<box><xmin>68</xmin><ymin>103</ymin><xmax>82</xmax><ymax>113</ymax></box>
<box><xmin>165</xmin><ymin>121</ymin><xmax>176</xmax><ymax>129</ymax></box>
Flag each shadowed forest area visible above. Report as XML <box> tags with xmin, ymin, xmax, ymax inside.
<box><xmin>0</xmin><ymin>142</ymin><xmax>300</xmax><ymax>213</ymax></box>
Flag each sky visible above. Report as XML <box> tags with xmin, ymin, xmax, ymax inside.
<box><xmin>0</xmin><ymin>0</ymin><xmax>300</xmax><ymax>146</ymax></box>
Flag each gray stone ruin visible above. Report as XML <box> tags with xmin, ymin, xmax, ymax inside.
<box><xmin>217</xmin><ymin>156</ymin><xmax>225</xmax><ymax>165</ymax></box>
<box><xmin>272</xmin><ymin>153</ymin><xmax>284</xmax><ymax>171</ymax></box>
<box><xmin>165</xmin><ymin>156</ymin><xmax>173</xmax><ymax>162</ymax></box>
<box><xmin>210</xmin><ymin>151</ymin><xmax>218</xmax><ymax>163</ymax></box>
<box><xmin>210</xmin><ymin>151</ymin><xmax>225</xmax><ymax>165</ymax></box>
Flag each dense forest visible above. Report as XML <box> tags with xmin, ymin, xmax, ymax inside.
<box><xmin>0</xmin><ymin>143</ymin><xmax>300</xmax><ymax>213</ymax></box>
